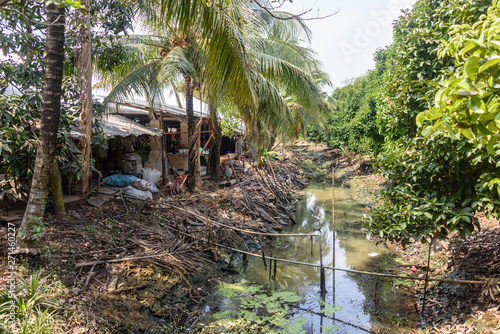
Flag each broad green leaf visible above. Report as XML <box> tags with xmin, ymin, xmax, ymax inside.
<box><xmin>479</xmin><ymin>57</ymin><xmax>500</xmax><ymax>73</ymax></box>
<box><xmin>421</xmin><ymin>126</ymin><xmax>433</xmax><ymax>138</ymax></box>
<box><xmin>494</xmin><ymin>111</ymin><xmax>500</xmax><ymax>128</ymax></box>
<box><xmin>478</xmin><ymin>122</ymin><xmax>494</xmax><ymax>135</ymax></box>
<box><xmin>460</xmin><ymin>128</ymin><xmax>474</xmax><ymax>139</ymax></box>
<box><xmin>467</xmin><ymin>96</ymin><xmax>486</xmax><ymax>113</ymax></box>
<box><xmin>460</xmin><ymin>41</ymin><xmax>480</xmax><ymax>56</ymax></box>
<box><xmin>464</xmin><ymin>58</ymin><xmax>479</xmax><ymax>79</ymax></box>
<box><xmin>486</xmin><ymin>40</ymin><xmax>500</xmax><ymax>52</ymax></box>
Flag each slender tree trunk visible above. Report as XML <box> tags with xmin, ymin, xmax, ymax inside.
<box><xmin>78</xmin><ymin>0</ymin><xmax>92</xmax><ymax>193</ymax></box>
<box><xmin>246</xmin><ymin>109</ymin><xmax>261</xmax><ymax>162</ymax></box>
<box><xmin>185</xmin><ymin>75</ymin><xmax>200</xmax><ymax>192</ymax></box>
<box><xmin>50</xmin><ymin>162</ymin><xmax>65</xmax><ymax>216</ymax></box>
<box><xmin>208</xmin><ymin>102</ymin><xmax>222</xmax><ymax>182</ymax></box>
<box><xmin>18</xmin><ymin>4</ymin><xmax>65</xmax><ymax>249</ymax></box>
<box><xmin>160</xmin><ymin>110</ymin><xmax>167</xmax><ymax>183</ymax></box>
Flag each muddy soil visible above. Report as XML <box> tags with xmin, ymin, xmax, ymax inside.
<box><xmin>0</xmin><ymin>146</ymin><xmax>308</xmax><ymax>333</ymax></box>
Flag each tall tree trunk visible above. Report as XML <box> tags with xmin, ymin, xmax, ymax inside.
<box><xmin>160</xmin><ymin>109</ymin><xmax>167</xmax><ymax>183</ymax></box>
<box><xmin>18</xmin><ymin>4</ymin><xmax>65</xmax><ymax>249</ymax></box>
<box><xmin>246</xmin><ymin>109</ymin><xmax>261</xmax><ymax>162</ymax></box>
<box><xmin>208</xmin><ymin>102</ymin><xmax>222</xmax><ymax>182</ymax></box>
<box><xmin>185</xmin><ymin>75</ymin><xmax>200</xmax><ymax>192</ymax></box>
<box><xmin>78</xmin><ymin>0</ymin><xmax>92</xmax><ymax>193</ymax></box>
<box><xmin>50</xmin><ymin>162</ymin><xmax>65</xmax><ymax>216</ymax></box>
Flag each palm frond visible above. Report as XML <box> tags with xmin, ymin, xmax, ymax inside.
<box><xmin>254</xmin><ymin>52</ymin><xmax>323</xmax><ymax>109</ymax></box>
<box><xmin>104</xmin><ymin>61</ymin><xmax>166</xmax><ymax>107</ymax></box>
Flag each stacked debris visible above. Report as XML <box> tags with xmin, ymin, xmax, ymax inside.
<box><xmin>41</xmin><ymin>148</ymin><xmax>309</xmax><ymax>332</ymax></box>
<box><xmin>148</xmin><ymin>153</ymin><xmax>308</xmax><ymax>250</ymax></box>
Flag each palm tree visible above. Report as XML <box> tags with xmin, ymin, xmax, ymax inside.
<box><xmin>100</xmin><ymin>0</ymin><xmax>329</xmax><ymax>185</ymax></box>
<box><xmin>77</xmin><ymin>0</ymin><xmax>92</xmax><ymax>194</ymax></box>
<box><xmin>224</xmin><ymin>6</ymin><xmax>329</xmax><ymax>156</ymax></box>
<box><xmin>100</xmin><ymin>1</ymin><xmax>258</xmax><ymax>192</ymax></box>
<box><xmin>18</xmin><ymin>3</ymin><xmax>66</xmax><ymax>250</ymax></box>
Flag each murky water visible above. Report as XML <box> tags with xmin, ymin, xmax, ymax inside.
<box><xmin>207</xmin><ymin>183</ymin><xmax>416</xmax><ymax>333</ymax></box>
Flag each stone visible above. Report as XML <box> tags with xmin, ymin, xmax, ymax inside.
<box><xmin>87</xmin><ymin>195</ymin><xmax>110</xmax><ymax>208</ymax></box>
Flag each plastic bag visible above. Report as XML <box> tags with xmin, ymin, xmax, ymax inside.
<box><xmin>103</xmin><ymin>174</ymin><xmax>138</xmax><ymax>187</ymax></box>
<box><xmin>124</xmin><ymin>186</ymin><xmax>153</xmax><ymax>200</ymax></box>
<box><xmin>142</xmin><ymin>168</ymin><xmax>161</xmax><ymax>184</ymax></box>
<box><xmin>131</xmin><ymin>179</ymin><xmax>159</xmax><ymax>193</ymax></box>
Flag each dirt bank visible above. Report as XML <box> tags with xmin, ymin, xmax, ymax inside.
<box><xmin>0</xmin><ymin>147</ymin><xmax>308</xmax><ymax>333</ymax></box>
<box><xmin>2</xmin><ymin>142</ymin><xmax>499</xmax><ymax>333</ymax></box>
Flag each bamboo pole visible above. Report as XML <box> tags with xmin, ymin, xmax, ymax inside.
<box><xmin>159</xmin><ymin>207</ymin><xmax>319</xmax><ymax>238</ymax></box>
<box><xmin>421</xmin><ymin>243</ymin><xmax>432</xmax><ymax>317</ymax></box>
<box><xmin>332</xmin><ymin>167</ymin><xmax>335</xmax><ymax>231</ymax></box>
<box><xmin>157</xmin><ymin>218</ymin><xmax>488</xmax><ymax>285</ymax></box>
<box><xmin>319</xmin><ymin>237</ymin><xmax>326</xmax><ymax>292</ymax></box>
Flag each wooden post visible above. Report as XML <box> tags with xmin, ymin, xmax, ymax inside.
<box><xmin>310</xmin><ymin>236</ymin><xmax>313</xmax><ymax>256</ymax></box>
<box><xmin>262</xmin><ymin>250</ymin><xmax>267</xmax><ymax>270</ymax></box>
<box><xmin>421</xmin><ymin>243</ymin><xmax>432</xmax><ymax>317</ymax></box>
<box><xmin>319</xmin><ymin>237</ymin><xmax>326</xmax><ymax>292</ymax></box>
<box><xmin>332</xmin><ymin>166</ymin><xmax>336</xmax><ymax>300</ymax></box>
<box><xmin>160</xmin><ymin>112</ymin><xmax>167</xmax><ymax>183</ymax></box>
<box><xmin>273</xmin><ymin>259</ymin><xmax>277</xmax><ymax>280</ymax></box>
<box><xmin>269</xmin><ymin>250</ymin><xmax>273</xmax><ymax>281</ymax></box>
<box><xmin>319</xmin><ymin>290</ymin><xmax>326</xmax><ymax>333</ymax></box>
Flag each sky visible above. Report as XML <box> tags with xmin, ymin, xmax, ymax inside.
<box><xmin>279</xmin><ymin>0</ymin><xmax>418</xmax><ymax>91</ymax></box>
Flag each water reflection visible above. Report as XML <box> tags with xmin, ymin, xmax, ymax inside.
<box><xmin>235</xmin><ymin>183</ymin><xmax>415</xmax><ymax>333</ymax></box>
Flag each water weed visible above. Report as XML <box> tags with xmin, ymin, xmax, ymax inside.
<box><xmin>202</xmin><ymin>280</ymin><xmax>313</xmax><ymax>334</ymax></box>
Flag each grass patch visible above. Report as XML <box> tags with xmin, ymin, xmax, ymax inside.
<box><xmin>0</xmin><ymin>269</ymin><xmax>70</xmax><ymax>334</ymax></box>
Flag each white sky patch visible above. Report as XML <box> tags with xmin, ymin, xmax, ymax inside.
<box><xmin>280</xmin><ymin>0</ymin><xmax>418</xmax><ymax>91</ymax></box>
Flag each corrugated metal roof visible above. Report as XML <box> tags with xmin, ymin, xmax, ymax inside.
<box><xmin>70</xmin><ymin>114</ymin><xmax>162</xmax><ymax>139</ymax></box>
<box><xmin>94</xmin><ymin>90</ymin><xmax>208</xmax><ymax>120</ymax></box>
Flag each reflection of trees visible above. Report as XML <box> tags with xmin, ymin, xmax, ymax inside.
<box><xmin>344</xmin><ymin>255</ymin><xmax>417</xmax><ymax>329</ymax></box>
<box><xmin>237</xmin><ymin>184</ymin><xmax>385</xmax><ymax>299</ymax></box>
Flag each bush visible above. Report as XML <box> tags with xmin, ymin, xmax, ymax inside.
<box><xmin>365</xmin><ymin>134</ymin><xmax>500</xmax><ymax>247</ymax></box>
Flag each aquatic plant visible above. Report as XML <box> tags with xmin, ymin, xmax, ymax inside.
<box><xmin>202</xmin><ymin>280</ymin><xmax>340</xmax><ymax>333</ymax></box>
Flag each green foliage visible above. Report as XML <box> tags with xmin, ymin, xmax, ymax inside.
<box><xmin>379</xmin><ymin>0</ymin><xmax>492</xmax><ymax>141</ymax></box>
<box><xmin>48</xmin><ymin>0</ymin><xmax>85</xmax><ymax>8</ymax></box>
<box><xmin>259</xmin><ymin>149</ymin><xmax>279</xmax><ymax>164</ymax></box>
<box><xmin>417</xmin><ymin>1</ymin><xmax>500</xmax><ymax>152</ymax></box>
<box><xmin>202</xmin><ymin>280</ymin><xmax>328</xmax><ymax>334</ymax></box>
<box><xmin>0</xmin><ymin>95</ymin><xmax>40</xmax><ymax>202</ymax></box>
<box><xmin>0</xmin><ymin>1</ymin><xmax>119</xmax><ymax>204</ymax></box>
<box><xmin>322</xmin><ymin>48</ymin><xmax>387</xmax><ymax>156</ymax></box>
<box><xmin>219</xmin><ymin>103</ymin><xmax>243</xmax><ymax>138</ymax></box>
<box><xmin>26</xmin><ymin>217</ymin><xmax>48</xmax><ymax>242</ymax></box>
<box><xmin>16</xmin><ymin>217</ymin><xmax>48</xmax><ymax>242</ymax></box>
<box><xmin>363</xmin><ymin>0</ymin><xmax>500</xmax><ymax>246</ymax></box>
<box><xmin>365</xmin><ymin>134</ymin><xmax>500</xmax><ymax>246</ymax></box>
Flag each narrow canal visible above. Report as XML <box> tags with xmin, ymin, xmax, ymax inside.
<box><xmin>205</xmin><ymin>182</ymin><xmax>417</xmax><ymax>333</ymax></box>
